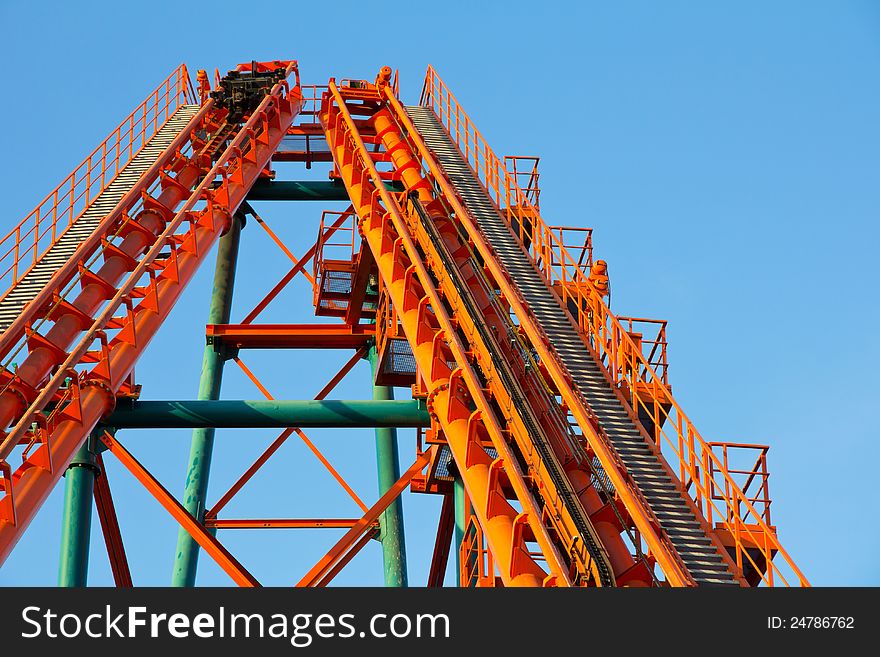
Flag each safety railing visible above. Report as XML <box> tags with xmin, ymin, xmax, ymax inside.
<box><xmin>708</xmin><ymin>442</ymin><xmax>772</xmax><ymax>526</ymax></box>
<box><xmin>420</xmin><ymin>65</ymin><xmax>808</xmax><ymax>586</ymax></box>
<box><xmin>504</xmin><ymin>156</ymin><xmax>541</xmax><ymax>210</ymax></box>
<box><xmin>312</xmin><ymin>209</ymin><xmax>359</xmax><ymax>317</ymax></box>
<box><xmin>548</xmin><ymin>226</ymin><xmax>593</xmax><ymax>282</ymax></box>
<box><xmin>0</xmin><ymin>64</ymin><xmax>297</xmax><ymax>519</ymax></box>
<box><xmin>298</xmin><ymin>85</ymin><xmax>328</xmax><ymax>122</ymax></box>
<box><xmin>0</xmin><ymin>64</ymin><xmax>196</xmax><ymax>301</ymax></box>
<box><xmin>459</xmin><ymin>516</ymin><xmax>494</xmax><ymax>587</ymax></box>
<box><xmin>374</xmin><ymin>285</ymin><xmax>398</xmax><ymax>365</ymax></box>
<box><xmin>314</xmin><ymin>209</ymin><xmax>357</xmax><ymax>280</ymax></box>
<box><xmin>0</xmin><ymin>113</ymin><xmax>202</xmax><ymax>438</ymax></box>
<box><xmin>616</xmin><ymin>316</ymin><xmax>669</xmax><ymax>386</ymax></box>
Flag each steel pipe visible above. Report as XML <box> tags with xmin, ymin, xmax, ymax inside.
<box><xmin>104</xmin><ymin>399</ymin><xmax>430</xmax><ymax>429</ymax></box>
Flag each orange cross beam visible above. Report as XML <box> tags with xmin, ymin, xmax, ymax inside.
<box><xmin>99</xmin><ymin>432</ymin><xmax>259</xmax><ymax>587</ymax></box>
<box><xmin>205</xmin><ymin>518</ymin><xmax>378</xmax><ymax>530</ymax></box>
<box><xmin>296</xmin><ymin>450</ymin><xmax>432</xmax><ymax>587</ymax></box>
<box><xmin>216</xmin><ymin>353</ymin><xmax>370</xmax><ymax>515</ymax></box>
<box><xmin>207</xmin><ymin>323</ymin><xmax>375</xmax><ymax>350</ymax></box>
<box><xmin>92</xmin><ymin>452</ymin><xmax>132</xmax><ymax>587</ymax></box>
<box><xmin>240</xmin><ymin>212</ymin><xmax>349</xmax><ymax>325</ymax></box>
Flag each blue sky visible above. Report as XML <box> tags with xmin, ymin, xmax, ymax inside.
<box><xmin>0</xmin><ymin>1</ymin><xmax>877</xmax><ymax>586</ymax></box>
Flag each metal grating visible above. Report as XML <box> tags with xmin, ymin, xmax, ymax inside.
<box><xmin>590</xmin><ymin>456</ymin><xmax>615</xmax><ymax>496</ymax></box>
<box><xmin>383</xmin><ymin>338</ymin><xmax>417</xmax><ymax>376</ymax></box>
<box><xmin>321</xmin><ymin>269</ymin><xmax>353</xmax><ymax>295</ymax></box>
<box><xmin>435</xmin><ymin>444</ymin><xmax>498</xmax><ymax>482</ymax></box>
<box><xmin>319</xmin><ymin>298</ymin><xmax>348</xmax><ymax>312</ymax></box>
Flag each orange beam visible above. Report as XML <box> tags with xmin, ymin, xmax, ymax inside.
<box><xmin>382</xmin><ymin>83</ymin><xmax>694</xmax><ymax>585</ymax></box>
<box><xmin>207</xmin><ymin>323</ymin><xmax>374</xmax><ymax>350</ymax></box>
<box><xmin>92</xmin><ymin>452</ymin><xmax>132</xmax><ymax>588</ymax></box>
<box><xmin>322</xmin><ymin>79</ymin><xmax>570</xmax><ymax>587</ymax></box>
<box><xmin>296</xmin><ymin>450</ymin><xmax>431</xmax><ymax>587</ymax></box>
<box><xmin>0</xmin><ymin>66</ymin><xmax>299</xmax><ymax>563</ymax></box>
<box><xmin>240</xmin><ymin>213</ymin><xmax>349</xmax><ymax>325</ymax></box>
<box><xmin>250</xmin><ymin>208</ymin><xmax>316</xmax><ymax>286</ymax></box>
<box><xmin>99</xmin><ymin>432</ymin><xmax>259</xmax><ymax>587</ymax></box>
<box><xmin>208</xmin><ymin>348</ymin><xmax>368</xmax><ymax>517</ymax></box>
<box><xmin>313</xmin><ymin>531</ymin><xmax>376</xmax><ymax>587</ymax></box>
<box><xmin>344</xmin><ymin>245</ymin><xmax>376</xmax><ymax>325</ymax></box>
<box><xmin>427</xmin><ymin>493</ymin><xmax>455</xmax><ymax>587</ymax></box>
<box><xmin>206</xmin><ymin>518</ymin><xmax>378</xmax><ymax>529</ymax></box>
<box><xmin>228</xmin><ymin>355</ymin><xmax>369</xmax><ymax>513</ymax></box>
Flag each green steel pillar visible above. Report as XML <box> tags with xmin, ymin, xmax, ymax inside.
<box><xmin>453</xmin><ymin>477</ymin><xmax>467</xmax><ymax>586</ymax></box>
<box><xmin>367</xmin><ymin>345</ymin><xmax>408</xmax><ymax>587</ymax></box>
<box><xmin>58</xmin><ymin>434</ymin><xmax>99</xmax><ymax>587</ymax></box>
<box><xmin>171</xmin><ymin>213</ymin><xmax>243</xmax><ymax>587</ymax></box>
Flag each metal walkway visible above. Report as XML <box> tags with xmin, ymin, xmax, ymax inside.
<box><xmin>407</xmin><ymin>105</ymin><xmax>739</xmax><ymax>586</ymax></box>
<box><xmin>0</xmin><ymin>105</ymin><xmax>200</xmax><ymax>332</ymax></box>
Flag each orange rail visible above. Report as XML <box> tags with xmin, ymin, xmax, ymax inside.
<box><xmin>314</xmin><ymin>209</ymin><xmax>358</xmax><ymax>278</ymax></box>
<box><xmin>0</xmin><ymin>94</ymin><xmax>203</xmax><ymax>420</ymax></box>
<box><xmin>617</xmin><ymin>316</ymin><xmax>669</xmax><ymax>385</ymax></box>
<box><xmin>0</xmin><ymin>64</ymin><xmax>196</xmax><ymax>299</ymax></box>
<box><xmin>0</xmin><ymin>64</ymin><xmax>300</xmax><ymax>562</ymax></box>
<box><xmin>322</xmin><ymin>78</ymin><xmax>579</xmax><ymax>586</ymax></box>
<box><xmin>504</xmin><ymin>156</ymin><xmax>541</xmax><ymax>209</ymax></box>
<box><xmin>708</xmin><ymin>442</ymin><xmax>772</xmax><ymax>526</ymax></box>
<box><xmin>549</xmin><ymin>225</ymin><xmax>593</xmax><ymax>281</ymax></box>
<box><xmin>420</xmin><ymin>66</ymin><xmax>808</xmax><ymax>587</ymax></box>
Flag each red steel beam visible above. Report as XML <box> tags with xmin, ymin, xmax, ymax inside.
<box><xmin>271</xmin><ymin>152</ymin><xmax>334</xmax><ymax>163</ymax></box>
<box><xmin>207</xmin><ymin>323</ymin><xmax>374</xmax><ymax>350</ymax></box>
<box><xmin>250</xmin><ymin>209</ymin><xmax>316</xmax><ymax>285</ymax></box>
<box><xmin>313</xmin><ymin>530</ymin><xmax>377</xmax><ymax>587</ymax></box>
<box><xmin>427</xmin><ymin>493</ymin><xmax>455</xmax><ymax>587</ymax></box>
<box><xmin>92</xmin><ymin>451</ymin><xmax>133</xmax><ymax>588</ymax></box>
<box><xmin>239</xmin><ymin>211</ymin><xmax>348</xmax><ymax>325</ymax></box>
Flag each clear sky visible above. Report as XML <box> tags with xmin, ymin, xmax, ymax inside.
<box><xmin>0</xmin><ymin>0</ymin><xmax>877</xmax><ymax>586</ymax></box>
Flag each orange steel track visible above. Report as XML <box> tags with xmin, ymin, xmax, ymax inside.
<box><xmin>0</xmin><ymin>62</ymin><xmax>300</xmax><ymax>562</ymax></box>
<box><xmin>0</xmin><ymin>60</ymin><xmax>808</xmax><ymax>588</ymax></box>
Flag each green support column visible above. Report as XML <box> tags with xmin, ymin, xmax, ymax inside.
<box><xmin>453</xmin><ymin>477</ymin><xmax>467</xmax><ymax>587</ymax></box>
<box><xmin>172</xmin><ymin>213</ymin><xmax>243</xmax><ymax>587</ymax></box>
<box><xmin>58</xmin><ymin>434</ymin><xmax>98</xmax><ymax>587</ymax></box>
<box><xmin>367</xmin><ymin>345</ymin><xmax>408</xmax><ymax>587</ymax></box>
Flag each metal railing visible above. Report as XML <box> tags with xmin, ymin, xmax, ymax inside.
<box><xmin>459</xmin><ymin>516</ymin><xmax>494</xmax><ymax>587</ymax></box>
<box><xmin>313</xmin><ymin>209</ymin><xmax>358</xmax><ymax>279</ymax></box>
<box><xmin>549</xmin><ymin>226</ymin><xmax>593</xmax><ymax>281</ymax></box>
<box><xmin>420</xmin><ymin>65</ymin><xmax>808</xmax><ymax>587</ymax></box>
<box><xmin>0</xmin><ymin>65</ymin><xmax>298</xmax><ymax>541</ymax></box>
<box><xmin>0</xmin><ymin>64</ymin><xmax>196</xmax><ymax>301</ymax></box>
<box><xmin>504</xmin><ymin>156</ymin><xmax>540</xmax><ymax>209</ymax></box>
<box><xmin>298</xmin><ymin>85</ymin><xmax>328</xmax><ymax>122</ymax></box>
<box><xmin>708</xmin><ymin>442</ymin><xmax>772</xmax><ymax>526</ymax></box>
<box><xmin>617</xmin><ymin>316</ymin><xmax>669</xmax><ymax>386</ymax></box>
